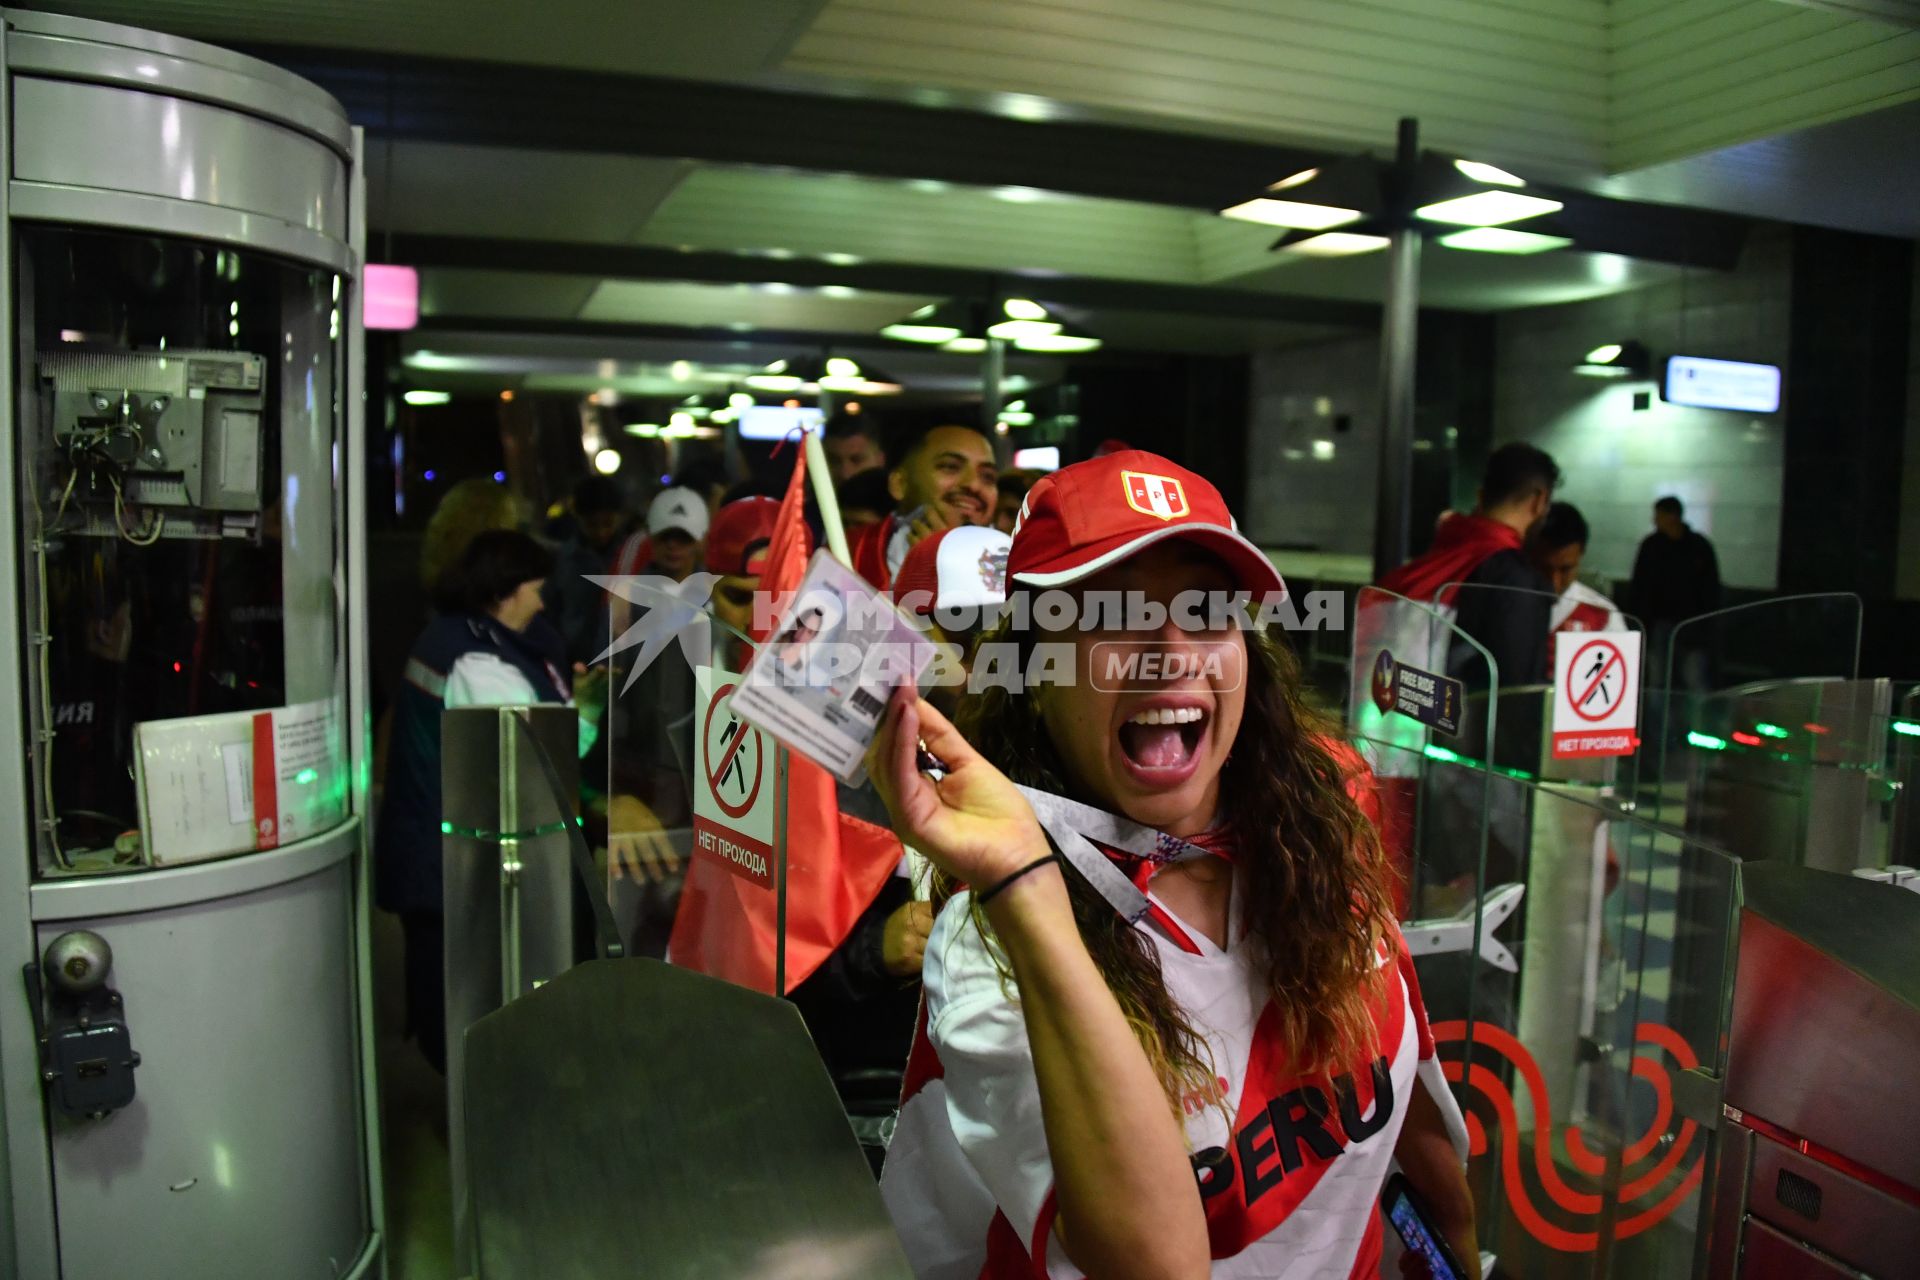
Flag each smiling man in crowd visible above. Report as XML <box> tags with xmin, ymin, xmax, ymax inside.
<box><xmin>847</xmin><ymin>422</ymin><xmax>998</xmax><ymax>591</ymax></box>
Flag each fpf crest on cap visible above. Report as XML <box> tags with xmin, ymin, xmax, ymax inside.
<box><xmin>1005</xmin><ymin>450</ymin><xmax>1283</xmax><ymax>598</ymax></box>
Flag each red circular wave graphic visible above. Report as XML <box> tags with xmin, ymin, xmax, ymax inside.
<box><xmin>1431</xmin><ymin>1019</ymin><xmax>1704</xmax><ymax>1253</ymax></box>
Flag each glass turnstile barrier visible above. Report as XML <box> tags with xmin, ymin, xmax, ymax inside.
<box><xmin>1888</xmin><ymin>684</ymin><xmax>1920</xmax><ymax>877</ymax></box>
<box><xmin>1349</xmin><ymin>583</ymin><xmax>1744</xmax><ymax>1278</ymax></box>
<box><xmin>1648</xmin><ymin>594</ymin><xmax>1886</xmax><ymax>869</ymax></box>
<box><xmin>596</xmin><ymin>587</ymin><xmax>773</xmax><ymax>984</ymax></box>
<box><xmin>1359</xmin><ymin>735</ymin><xmax>1742</xmax><ymax>1279</ymax></box>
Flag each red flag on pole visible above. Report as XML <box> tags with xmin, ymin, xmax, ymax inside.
<box><xmin>668</xmin><ymin>440</ymin><xmax>904</xmax><ymax>993</ymax></box>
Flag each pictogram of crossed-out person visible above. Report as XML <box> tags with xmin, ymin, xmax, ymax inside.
<box><xmin>1580</xmin><ymin>650</ymin><xmax>1613</xmax><ymax>706</ymax></box>
<box><xmin>1569</xmin><ymin>638</ymin><xmax>1626</xmax><ymax>720</ymax></box>
<box><xmin>715</xmin><ymin>715</ymin><xmax>748</xmax><ymax>796</ymax></box>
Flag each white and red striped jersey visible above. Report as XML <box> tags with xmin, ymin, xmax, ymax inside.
<box><xmin>880</xmin><ymin>876</ymin><xmax>1463</xmax><ymax>1279</ymax></box>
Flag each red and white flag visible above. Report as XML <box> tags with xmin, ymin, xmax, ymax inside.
<box><xmin>668</xmin><ymin>440</ymin><xmax>904</xmax><ymax>993</ymax></box>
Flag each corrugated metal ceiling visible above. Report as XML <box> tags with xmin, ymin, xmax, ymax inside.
<box><xmin>21</xmin><ymin>0</ymin><xmax>830</xmax><ymax>78</ymax></box>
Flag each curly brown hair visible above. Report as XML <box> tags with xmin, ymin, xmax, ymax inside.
<box><xmin>941</xmin><ymin>615</ymin><xmax>1398</xmax><ymax>1113</ymax></box>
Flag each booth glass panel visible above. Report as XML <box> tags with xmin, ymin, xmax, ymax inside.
<box><xmin>14</xmin><ymin>225</ymin><xmax>347</xmax><ymax>876</ymax></box>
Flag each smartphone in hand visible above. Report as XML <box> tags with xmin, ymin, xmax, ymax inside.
<box><xmin>1381</xmin><ymin>1172</ymin><xmax>1470</xmax><ymax>1280</ymax></box>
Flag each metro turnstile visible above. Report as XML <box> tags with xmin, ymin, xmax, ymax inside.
<box><xmin>464</xmin><ymin>958</ymin><xmax>913</xmax><ymax>1280</ymax></box>
<box><xmin>1705</xmin><ymin>864</ymin><xmax>1920</xmax><ymax>1278</ymax></box>
<box><xmin>442</xmin><ymin>703</ymin><xmax>584</xmax><ymax>1274</ymax></box>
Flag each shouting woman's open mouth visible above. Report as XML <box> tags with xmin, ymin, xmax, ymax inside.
<box><xmin>1116</xmin><ymin>698</ymin><xmax>1210</xmax><ymax>787</ymax></box>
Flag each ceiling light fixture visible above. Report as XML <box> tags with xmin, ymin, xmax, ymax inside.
<box><xmin>749</xmin><ymin>354</ymin><xmax>903</xmax><ymax>395</ymax></box>
<box><xmin>1219</xmin><ymin>157</ymin><xmax>1377</xmax><ymax>231</ymax></box>
<box><xmin>1415</xmin><ymin>189</ymin><xmax>1563</xmax><ymax>226</ymax></box>
<box><xmin>745</xmin><ymin>358</ymin><xmax>803</xmax><ymax>392</ymax></box>
<box><xmin>1438</xmin><ymin>227</ymin><xmax>1573</xmax><ymax>254</ymax></box>
<box><xmin>1573</xmin><ymin>340</ymin><xmax>1650</xmax><ymax>378</ymax></box>
<box><xmin>987</xmin><ymin>297</ymin><xmax>1061</xmax><ymax>340</ymax></box>
<box><xmin>1219</xmin><ymin>197</ymin><xmax>1363</xmax><ymax>230</ymax></box>
<box><xmin>1281</xmin><ymin>231</ymin><xmax>1392</xmax><ymax>256</ymax></box>
<box><xmin>882</xmin><ymin>299</ymin><xmax>973</xmax><ymax>344</ymax></box>
<box><xmin>1452</xmin><ymin>159</ymin><xmax>1525</xmax><ymax>188</ymax></box>
<box><xmin>1014</xmin><ymin>321</ymin><xmax>1103</xmax><ymax>353</ymax></box>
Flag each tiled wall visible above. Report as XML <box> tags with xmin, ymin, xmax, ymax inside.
<box><xmin>1247</xmin><ymin>230</ymin><xmax>1794</xmax><ymax>588</ymax></box>
<box><xmin>1492</xmin><ymin>229</ymin><xmax>1792</xmax><ymax>590</ymax></box>
<box><xmin>1244</xmin><ymin>334</ymin><xmax>1382</xmax><ymax>555</ymax></box>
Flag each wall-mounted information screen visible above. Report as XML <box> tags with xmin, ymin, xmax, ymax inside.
<box><xmin>1663</xmin><ymin>355</ymin><xmax>1781</xmax><ymax>413</ymax></box>
<box><xmin>737</xmin><ymin>404</ymin><xmax>824</xmax><ymax>441</ymax></box>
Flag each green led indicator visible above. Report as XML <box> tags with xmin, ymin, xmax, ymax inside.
<box><xmin>1894</xmin><ymin>720</ymin><xmax>1920</xmax><ymax>738</ymax></box>
<box><xmin>1687</xmin><ymin>731</ymin><xmax>1728</xmax><ymax>751</ymax></box>
<box><xmin>294</xmin><ymin>767</ymin><xmax>319</xmax><ymax>784</ymax></box>
<box><xmin>1753</xmin><ymin>723</ymin><xmax>1791</xmax><ymax>740</ymax></box>
<box><xmin>440</xmin><ymin>821</ymin><xmax>454</xmax><ymax>835</ymax></box>
<box><xmin>1423</xmin><ymin>744</ymin><xmax>1464</xmax><ymax>765</ymax></box>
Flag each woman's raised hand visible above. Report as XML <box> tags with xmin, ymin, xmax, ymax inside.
<box><xmin>868</xmin><ymin>689</ymin><xmax>1050</xmax><ymax>890</ymax></box>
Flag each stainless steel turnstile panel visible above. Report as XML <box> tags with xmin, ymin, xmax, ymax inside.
<box><xmin>465</xmin><ymin>959</ymin><xmax>913</xmax><ymax>1280</ymax></box>
<box><xmin>1706</xmin><ymin>865</ymin><xmax>1920</xmax><ymax>1278</ymax></box>
<box><xmin>442</xmin><ymin>703</ymin><xmax>582</xmax><ymax>1274</ymax></box>
<box><xmin>1686</xmin><ymin>678</ymin><xmax>1892</xmax><ymax>871</ymax></box>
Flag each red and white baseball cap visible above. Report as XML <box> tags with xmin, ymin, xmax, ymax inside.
<box><xmin>705</xmin><ymin>496</ymin><xmax>788</xmax><ymax>576</ymax></box>
<box><xmin>1008</xmin><ymin>450</ymin><xmax>1284</xmax><ymax>597</ymax></box>
<box><xmin>892</xmin><ymin>525</ymin><xmax>1011</xmax><ymax>619</ymax></box>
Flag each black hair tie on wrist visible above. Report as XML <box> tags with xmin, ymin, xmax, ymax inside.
<box><xmin>976</xmin><ymin>853</ymin><xmax>1059</xmax><ymax>906</ymax></box>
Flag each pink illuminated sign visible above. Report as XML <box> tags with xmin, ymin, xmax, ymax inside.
<box><xmin>363</xmin><ymin>264</ymin><xmax>419</xmax><ymax>331</ymax></box>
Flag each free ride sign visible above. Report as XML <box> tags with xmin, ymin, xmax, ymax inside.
<box><xmin>693</xmin><ymin>666</ymin><xmax>774</xmax><ymax>889</ymax></box>
<box><xmin>1552</xmin><ymin>631</ymin><xmax>1642</xmax><ymax>759</ymax></box>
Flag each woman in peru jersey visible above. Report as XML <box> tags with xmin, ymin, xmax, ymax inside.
<box><xmin>871</xmin><ymin>451</ymin><xmax>1477</xmax><ymax>1280</ymax></box>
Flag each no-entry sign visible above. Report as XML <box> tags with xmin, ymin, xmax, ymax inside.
<box><xmin>1551</xmin><ymin>631</ymin><xmax>1642</xmax><ymax>759</ymax></box>
<box><xmin>693</xmin><ymin>666</ymin><xmax>775</xmax><ymax>888</ymax></box>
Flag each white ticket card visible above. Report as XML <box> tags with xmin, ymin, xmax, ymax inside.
<box><xmin>728</xmin><ymin>548</ymin><xmax>936</xmax><ymax>783</ymax></box>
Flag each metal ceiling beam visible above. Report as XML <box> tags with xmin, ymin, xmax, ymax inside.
<box><xmin>414</xmin><ymin>315</ymin><xmax>950</xmax><ymax>352</ymax></box>
<box><xmin>410</xmin><ymin>315</ymin><xmax>1292</xmax><ymax>364</ymax></box>
<box><xmin>242</xmin><ymin>44</ymin><xmax>1315</xmax><ymax>213</ymax></box>
<box><xmin>394</xmin><ymin>233</ymin><xmax>1386</xmax><ymax>327</ymax></box>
